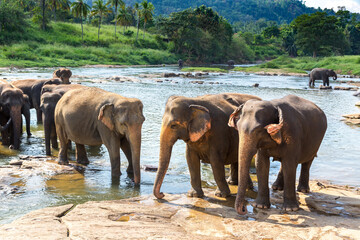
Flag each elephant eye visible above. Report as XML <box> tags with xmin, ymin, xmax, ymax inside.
<box><xmin>170</xmin><ymin>123</ymin><xmax>178</xmax><ymax>129</ymax></box>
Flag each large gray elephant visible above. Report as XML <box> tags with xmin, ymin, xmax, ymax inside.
<box><xmin>228</xmin><ymin>95</ymin><xmax>327</xmax><ymax>215</ymax></box>
<box><xmin>0</xmin><ymin>80</ymin><xmax>26</xmax><ymax>149</ymax></box>
<box><xmin>153</xmin><ymin>93</ymin><xmax>261</xmax><ymax>200</ymax></box>
<box><xmin>309</xmin><ymin>68</ymin><xmax>337</xmax><ymax>87</ymax></box>
<box><xmin>54</xmin><ymin>87</ymin><xmax>145</xmax><ymax>184</ymax></box>
<box><xmin>52</xmin><ymin>68</ymin><xmax>72</xmax><ymax>84</ymax></box>
<box><xmin>12</xmin><ymin>78</ymin><xmax>63</xmax><ymax>123</ymax></box>
<box><xmin>40</xmin><ymin>84</ymin><xmax>85</xmax><ymax>155</ymax></box>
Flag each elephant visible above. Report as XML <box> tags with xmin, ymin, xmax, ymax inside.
<box><xmin>178</xmin><ymin>59</ymin><xmax>184</xmax><ymax>69</ymax></box>
<box><xmin>153</xmin><ymin>93</ymin><xmax>261</xmax><ymax>200</ymax></box>
<box><xmin>54</xmin><ymin>87</ymin><xmax>145</xmax><ymax>184</ymax></box>
<box><xmin>228</xmin><ymin>95</ymin><xmax>327</xmax><ymax>215</ymax></box>
<box><xmin>12</xmin><ymin>78</ymin><xmax>63</xmax><ymax>123</ymax></box>
<box><xmin>52</xmin><ymin>68</ymin><xmax>72</xmax><ymax>84</ymax></box>
<box><xmin>0</xmin><ymin>80</ymin><xmax>26</xmax><ymax>149</ymax></box>
<box><xmin>40</xmin><ymin>84</ymin><xmax>85</xmax><ymax>155</ymax></box>
<box><xmin>309</xmin><ymin>68</ymin><xmax>337</xmax><ymax>87</ymax></box>
<box><xmin>21</xmin><ymin>94</ymin><xmax>31</xmax><ymax>137</ymax></box>
<box><xmin>227</xmin><ymin>60</ymin><xmax>235</xmax><ymax>67</ymax></box>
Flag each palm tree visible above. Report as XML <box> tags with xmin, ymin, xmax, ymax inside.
<box><xmin>49</xmin><ymin>0</ymin><xmax>70</xmax><ymax>21</ymax></box>
<box><xmin>117</xmin><ymin>3</ymin><xmax>132</xmax><ymax>34</ymax></box>
<box><xmin>91</xmin><ymin>0</ymin><xmax>111</xmax><ymax>43</ymax></box>
<box><xmin>107</xmin><ymin>0</ymin><xmax>124</xmax><ymax>39</ymax></box>
<box><xmin>71</xmin><ymin>0</ymin><xmax>90</xmax><ymax>41</ymax></box>
<box><xmin>140</xmin><ymin>0</ymin><xmax>154</xmax><ymax>40</ymax></box>
<box><xmin>134</xmin><ymin>2</ymin><xmax>141</xmax><ymax>41</ymax></box>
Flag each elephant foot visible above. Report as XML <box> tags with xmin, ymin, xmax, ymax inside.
<box><xmin>283</xmin><ymin>201</ymin><xmax>299</xmax><ymax>212</ymax></box>
<box><xmin>58</xmin><ymin>159</ymin><xmax>69</xmax><ymax>165</ymax></box>
<box><xmin>297</xmin><ymin>185</ymin><xmax>310</xmax><ymax>193</ymax></box>
<box><xmin>272</xmin><ymin>179</ymin><xmax>284</xmax><ymax>191</ymax></box>
<box><xmin>187</xmin><ymin>188</ymin><xmax>204</xmax><ymax>198</ymax></box>
<box><xmin>111</xmin><ymin>170</ymin><xmax>122</xmax><ymax>178</ymax></box>
<box><xmin>77</xmin><ymin>158</ymin><xmax>89</xmax><ymax>166</ymax></box>
<box><xmin>227</xmin><ymin>176</ymin><xmax>238</xmax><ymax>185</ymax></box>
<box><xmin>126</xmin><ymin>166</ymin><xmax>134</xmax><ymax>174</ymax></box>
<box><xmin>27</xmin><ymin>133</ymin><xmax>32</xmax><ymax>137</ymax></box>
<box><xmin>253</xmin><ymin>198</ymin><xmax>270</xmax><ymax>209</ymax></box>
<box><xmin>215</xmin><ymin>187</ymin><xmax>231</xmax><ymax>198</ymax></box>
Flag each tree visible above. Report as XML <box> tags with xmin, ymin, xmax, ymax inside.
<box><xmin>293</xmin><ymin>12</ymin><xmax>345</xmax><ymax>57</ymax></box>
<box><xmin>71</xmin><ymin>0</ymin><xmax>90</xmax><ymax>41</ymax></box>
<box><xmin>107</xmin><ymin>0</ymin><xmax>124</xmax><ymax>39</ymax></box>
<box><xmin>134</xmin><ymin>2</ymin><xmax>141</xmax><ymax>41</ymax></box>
<box><xmin>280</xmin><ymin>24</ymin><xmax>297</xmax><ymax>57</ymax></box>
<box><xmin>49</xmin><ymin>0</ymin><xmax>70</xmax><ymax>21</ymax></box>
<box><xmin>140</xmin><ymin>0</ymin><xmax>154</xmax><ymax>40</ymax></box>
<box><xmin>91</xmin><ymin>0</ymin><xmax>111</xmax><ymax>43</ymax></box>
<box><xmin>117</xmin><ymin>3</ymin><xmax>131</xmax><ymax>34</ymax></box>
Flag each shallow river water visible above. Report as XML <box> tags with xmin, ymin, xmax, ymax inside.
<box><xmin>0</xmin><ymin>66</ymin><xmax>359</xmax><ymax>224</ymax></box>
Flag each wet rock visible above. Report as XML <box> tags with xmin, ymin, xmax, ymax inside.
<box><xmin>161</xmin><ymin>73</ymin><xmax>178</xmax><ymax>78</ymax></box>
<box><xmin>253</xmin><ymin>83</ymin><xmax>259</xmax><ymax>87</ymax></box>
<box><xmin>342</xmin><ymin>113</ymin><xmax>360</xmax><ymax>126</ymax></box>
<box><xmin>9</xmin><ymin>160</ymin><xmax>23</xmax><ymax>166</ymax></box>
<box><xmin>356</xmin><ymin>102</ymin><xmax>360</xmax><ymax>106</ymax></box>
<box><xmin>319</xmin><ymin>85</ymin><xmax>332</xmax><ymax>90</ymax></box>
<box><xmin>142</xmin><ymin>165</ymin><xmax>158</xmax><ymax>172</ymax></box>
<box><xmin>1</xmin><ymin>181</ymin><xmax>359</xmax><ymax>239</ymax></box>
<box><xmin>334</xmin><ymin>86</ymin><xmax>358</xmax><ymax>91</ymax></box>
<box><xmin>342</xmin><ymin>113</ymin><xmax>360</xmax><ymax>119</ymax></box>
<box><xmin>155</xmin><ymin>80</ymin><xmax>163</xmax><ymax>83</ymax></box>
<box><xmin>190</xmin><ymin>81</ymin><xmax>204</xmax><ymax>84</ymax></box>
<box><xmin>185</xmin><ymin>72</ymin><xmax>193</xmax><ymax>78</ymax></box>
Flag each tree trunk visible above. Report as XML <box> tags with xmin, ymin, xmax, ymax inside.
<box><xmin>313</xmin><ymin>51</ymin><xmax>317</xmax><ymax>58</ymax></box>
<box><xmin>136</xmin><ymin>15</ymin><xmax>139</xmax><ymax>41</ymax></box>
<box><xmin>98</xmin><ymin>15</ymin><xmax>102</xmax><ymax>44</ymax></box>
<box><xmin>81</xmin><ymin>13</ymin><xmax>84</xmax><ymax>42</ymax></box>
<box><xmin>42</xmin><ymin>0</ymin><xmax>46</xmax><ymax>30</ymax></box>
<box><xmin>143</xmin><ymin>20</ymin><xmax>146</xmax><ymax>40</ymax></box>
<box><xmin>53</xmin><ymin>6</ymin><xmax>56</xmax><ymax>21</ymax></box>
<box><xmin>114</xmin><ymin>4</ymin><xmax>118</xmax><ymax>39</ymax></box>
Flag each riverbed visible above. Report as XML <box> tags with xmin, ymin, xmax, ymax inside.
<box><xmin>0</xmin><ymin>66</ymin><xmax>359</xmax><ymax>224</ymax></box>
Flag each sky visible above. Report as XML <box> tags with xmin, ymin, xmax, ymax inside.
<box><xmin>304</xmin><ymin>0</ymin><xmax>360</xmax><ymax>13</ymax></box>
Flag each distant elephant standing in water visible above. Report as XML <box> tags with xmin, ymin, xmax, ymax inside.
<box><xmin>227</xmin><ymin>60</ymin><xmax>235</xmax><ymax>67</ymax></box>
<box><xmin>55</xmin><ymin>87</ymin><xmax>145</xmax><ymax>184</ymax></box>
<box><xmin>178</xmin><ymin>59</ymin><xmax>184</xmax><ymax>69</ymax></box>
<box><xmin>309</xmin><ymin>68</ymin><xmax>337</xmax><ymax>87</ymax></box>
<box><xmin>52</xmin><ymin>68</ymin><xmax>72</xmax><ymax>84</ymax></box>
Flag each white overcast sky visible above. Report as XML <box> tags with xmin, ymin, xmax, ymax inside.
<box><xmin>304</xmin><ymin>0</ymin><xmax>360</xmax><ymax>13</ymax></box>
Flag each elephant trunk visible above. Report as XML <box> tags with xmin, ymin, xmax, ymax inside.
<box><xmin>43</xmin><ymin>111</ymin><xmax>53</xmax><ymax>155</ymax></box>
<box><xmin>10</xmin><ymin>105</ymin><xmax>22</xmax><ymax>150</ymax></box>
<box><xmin>235</xmin><ymin>132</ymin><xmax>257</xmax><ymax>215</ymax></box>
<box><xmin>128</xmin><ymin>125</ymin><xmax>142</xmax><ymax>185</ymax></box>
<box><xmin>153</xmin><ymin>125</ymin><xmax>175</xmax><ymax>199</ymax></box>
<box><xmin>22</xmin><ymin>103</ymin><xmax>31</xmax><ymax>136</ymax></box>
<box><xmin>333</xmin><ymin>73</ymin><xmax>337</xmax><ymax>80</ymax></box>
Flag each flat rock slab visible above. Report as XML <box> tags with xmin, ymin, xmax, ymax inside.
<box><xmin>1</xmin><ymin>181</ymin><xmax>359</xmax><ymax>240</ymax></box>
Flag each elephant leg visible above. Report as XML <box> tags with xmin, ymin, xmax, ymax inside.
<box><xmin>227</xmin><ymin>162</ymin><xmax>238</xmax><ymax>185</ymax></box>
<box><xmin>75</xmin><ymin>143</ymin><xmax>89</xmax><ymax>165</ymax></box>
<box><xmin>51</xmin><ymin>125</ymin><xmax>58</xmax><ymax>149</ymax></box>
<box><xmin>210</xmin><ymin>152</ymin><xmax>231</xmax><ymax>198</ymax></box>
<box><xmin>282</xmin><ymin>157</ymin><xmax>299</xmax><ymax>211</ymax></box>
<box><xmin>120</xmin><ymin>137</ymin><xmax>133</xmax><ymax>174</ymax></box>
<box><xmin>297</xmin><ymin>159</ymin><xmax>313</xmax><ymax>193</ymax></box>
<box><xmin>36</xmin><ymin>109</ymin><xmax>43</xmax><ymax>123</ymax></box>
<box><xmin>254</xmin><ymin>150</ymin><xmax>270</xmax><ymax>209</ymax></box>
<box><xmin>101</xmin><ymin>134</ymin><xmax>121</xmax><ymax>178</ymax></box>
<box><xmin>272</xmin><ymin>165</ymin><xmax>284</xmax><ymax>191</ymax></box>
<box><xmin>308</xmin><ymin>78</ymin><xmax>313</xmax><ymax>87</ymax></box>
<box><xmin>57</xmin><ymin>125</ymin><xmax>69</xmax><ymax>165</ymax></box>
<box><xmin>186</xmin><ymin>146</ymin><xmax>203</xmax><ymax>198</ymax></box>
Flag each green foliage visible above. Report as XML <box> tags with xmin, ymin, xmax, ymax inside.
<box><xmin>0</xmin><ymin>2</ymin><xmax>27</xmax><ymax>44</ymax></box>
<box><xmin>181</xmin><ymin>67</ymin><xmax>228</xmax><ymax>73</ymax></box>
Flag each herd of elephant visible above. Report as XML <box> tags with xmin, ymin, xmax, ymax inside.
<box><xmin>0</xmin><ymin>68</ymin><xmax>328</xmax><ymax>216</ymax></box>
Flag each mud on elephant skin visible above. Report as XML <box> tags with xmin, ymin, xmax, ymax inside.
<box><xmin>309</xmin><ymin>68</ymin><xmax>337</xmax><ymax>87</ymax></box>
<box><xmin>54</xmin><ymin>87</ymin><xmax>145</xmax><ymax>184</ymax></box>
<box><xmin>153</xmin><ymin>93</ymin><xmax>261</xmax><ymax>200</ymax></box>
<box><xmin>0</xmin><ymin>80</ymin><xmax>26</xmax><ymax>149</ymax></box>
<box><xmin>228</xmin><ymin>94</ymin><xmax>327</xmax><ymax>215</ymax></box>
<box><xmin>40</xmin><ymin>84</ymin><xmax>86</xmax><ymax>156</ymax></box>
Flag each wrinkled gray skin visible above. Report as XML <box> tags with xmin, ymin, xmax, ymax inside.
<box><xmin>40</xmin><ymin>84</ymin><xmax>85</xmax><ymax>155</ymax></box>
<box><xmin>55</xmin><ymin>87</ymin><xmax>145</xmax><ymax>184</ymax></box>
<box><xmin>12</xmin><ymin>78</ymin><xmax>63</xmax><ymax>123</ymax></box>
<box><xmin>52</xmin><ymin>68</ymin><xmax>72</xmax><ymax>84</ymax></box>
<box><xmin>228</xmin><ymin>95</ymin><xmax>327</xmax><ymax>215</ymax></box>
<box><xmin>309</xmin><ymin>68</ymin><xmax>337</xmax><ymax>87</ymax></box>
<box><xmin>0</xmin><ymin>80</ymin><xmax>25</xmax><ymax>149</ymax></box>
<box><xmin>153</xmin><ymin>93</ymin><xmax>261</xmax><ymax>200</ymax></box>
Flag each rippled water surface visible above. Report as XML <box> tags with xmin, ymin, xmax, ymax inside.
<box><xmin>0</xmin><ymin>66</ymin><xmax>359</xmax><ymax>224</ymax></box>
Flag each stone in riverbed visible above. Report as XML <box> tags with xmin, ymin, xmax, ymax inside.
<box><xmin>9</xmin><ymin>160</ymin><xmax>23</xmax><ymax>166</ymax></box>
<box><xmin>334</xmin><ymin>86</ymin><xmax>358</xmax><ymax>91</ymax></box>
<box><xmin>319</xmin><ymin>85</ymin><xmax>332</xmax><ymax>90</ymax></box>
<box><xmin>355</xmin><ymin>102</ymin><xmax>360</xmax><ymax>106</ymax></box>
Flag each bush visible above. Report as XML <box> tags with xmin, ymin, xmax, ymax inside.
<box><xmin>124</xmin><ymin>30</ymin><xmax>134</xmax><ymax>37</ymax></box>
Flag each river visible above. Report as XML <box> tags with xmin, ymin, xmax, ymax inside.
<box><xmin>0</xmin><ymin>66</ymin><xmax>359</xmax><ymax>224</ymax></box>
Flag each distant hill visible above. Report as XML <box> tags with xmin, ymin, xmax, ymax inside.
<box><xmin>122</xmin><ymin>0</ymin><xmax>319</xmax><ymax>23</ymax></box>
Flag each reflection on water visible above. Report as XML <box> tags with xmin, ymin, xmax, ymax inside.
<box><xmin>0</xmin><ymin>66</ymin><xmax>359</xmax><ymax>224</ymax></box>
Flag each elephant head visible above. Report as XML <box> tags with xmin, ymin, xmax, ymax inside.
<box><xmin>98</xmin><ymin>99</ymin><xmax>145</xmax><ymax>184</ymax></box>
<box><xmin>53</xmin><ymin>68</ymin><xmax>72</xmax><ymax>84</ymax></box>
<box><xmin>228</xmin><ymin>99</ymin><xmax>281</xmax><ymax>215</ymax></box>
<box><xmin>153</xmin><ymin>96</ymin><xmax>211</xmax><ymax>199</ymax></box>
<box><xmin>328</xmin><ymin>69</ymin><xmax>337</xmax><ymax>80</ymax></box>
<box><xmin>0</xmin><ymin>87</ymin><xmax>25</xmax><ymax>149</ymax></box>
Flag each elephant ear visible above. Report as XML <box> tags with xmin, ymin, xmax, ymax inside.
<box><xmin>53</xmin><ymin>69</ymin><xmax>62</xmax><ymax>79</ymax></box>
<box><xmin>264</xmin><ymin>107</ymin><xmax>284</xmax><ymax>145</ymax></box>
<box><xmin>228</xmin><ymin>104</ymin><xmax>244</xmax><ymax>129</ymax></box>
<box><xmin>98</xmin><ymin>104</ymin><xmax>115</xmax><ymax>131</ymax></box>
<box><xmin>188</xmin><ymin>105</ymin><xmax>211</xmax><ymax>142</ymax></box>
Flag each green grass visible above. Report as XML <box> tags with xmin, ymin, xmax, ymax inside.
<box><xmin>181</xmin><ymin>67</ymin><xmax>228</xmax><ymax>73</ymax></box>
<box><xmin>234</xmin><ymin>55</ymin><xmax>360</xmax><ymax>75</ymax></box>
<box><xmin>0</xmin><ymin>21</ymin><xmax>177</xmax><ymax>67</ymax></box>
